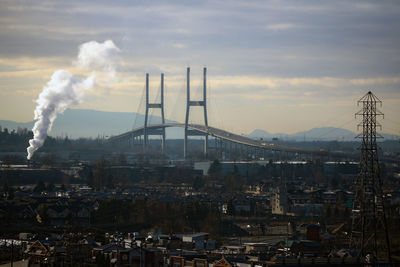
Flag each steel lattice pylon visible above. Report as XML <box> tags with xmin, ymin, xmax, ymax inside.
<box><xmin>350</xmin><ymin>91</ymin><xmax>391</xmax><ymax>261</ymax></box>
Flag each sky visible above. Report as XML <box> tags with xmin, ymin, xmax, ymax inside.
<box><xmin>0</xmin><ymin>0</ymin><xmax>399</xmax><ymax>135</ymax></box>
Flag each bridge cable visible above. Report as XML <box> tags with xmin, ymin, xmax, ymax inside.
<box><xmin>208</xmin><ymin>80</ymin><xmax>224</xmax><ymax>131</ymax></box>
<box><xmin>314</xmin><ymin>117</ymin><xmax>357</xmax><ymax>141</ymax></box>
<box><xmin>380</xmin><ymin>105</ymin><xmax>400</xmax><ymax>136</ymax></box>
<box><xmin>167</xmin><ymin>81</ymin><xmax>186</xmax><ymax>123</ymax></box>
<box><xmin>290</xmin><ymin>105</ymin><xmax>358</xmax><ymax>142</ymax></box>
<box><xmin>148</xmin><ymin>82</ymin><xmax>162</xmax><ymax>126</ymax></box>
<box><xmin>313</xmin><ymin>106</ymin><xmax>399</xmax><ymax>140</ymax></box>
<box><xmin>133</xmin><ymin>84</ymin><xmax>146</xmax><ymax>130</ymax></box>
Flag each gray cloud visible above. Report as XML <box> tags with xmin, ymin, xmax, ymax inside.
<box><xmin>1</xmin><ymin>0</ymin><xmax>399</xmax><ymax>78</ymax></box>
<box><xmin>0</xmin><ymin>0</ymin><xmax>399</xmax><ymax>132</ymax></box>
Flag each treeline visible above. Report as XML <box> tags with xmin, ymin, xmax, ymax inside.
<box><xmin>92</xmin><ymin>198</ymin><xmax>223</xmax><ymax>237</ymax></box>
<box><xmin>84</xmin><ymin>156</ymin><xmax>206</xmax><ymax>191</ymax></box>
<box><xmin>83</xmin><ymin>158</ymin><xmax>351</xmax><ymax>194</ymax></box>
<box><xmin>207</xmin><ymin>159</ymin><xmax>326</xmax><ymax>192</ymax></box>
<box><xmin>206</xmin><ymin>159</ymin><xmax>361</xmax><ymax>192</ymax></box>
<box><xmin>0</xmin><ymin>126</ymin><xmax>32</xmax><ymax>152</ymax></box>
<box><xmin>0</xmin><ymin>125</ymin><xmax>103</xmax><ymax>154</ymax></box>
<box><xmin>255</xmin><ymin>160</ymin><xmax>326</xmax><ymax>186</ymax></box>
<box><xmin>1</xmin><ymin>180</ymin><xmax>67</xmax><ymax>200</ymax></box>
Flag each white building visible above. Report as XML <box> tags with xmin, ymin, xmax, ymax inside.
<box><xmin>271</xmin><ymin>187</ymin><xmax>288</xmax><ymax>215</ymax></box>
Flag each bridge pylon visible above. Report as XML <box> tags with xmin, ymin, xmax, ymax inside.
<box><xmin>184</xmin><ymin>67</ymin><xmax>208</xmax><ymax>159</ymax></box>
<box><xmin>144</xmin><ymin>73</ymin><xmax>166</xmax><ymax>153</ymax></box>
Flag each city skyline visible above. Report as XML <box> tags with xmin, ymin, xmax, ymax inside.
<box><xmin>0</xmin><ymin>0</ymin><xmax>399</xmax><ymax>135</ymax></box>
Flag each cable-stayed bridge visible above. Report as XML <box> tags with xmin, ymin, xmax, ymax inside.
<box><xmin>108</xmin><ymin>123</ymin><xmax>305</xmax><ymax>152</ymax></box>
<box><xmin>107</xmin><ymin>67</ymin><xmax>325</xmax><ymax>159</ymax></box>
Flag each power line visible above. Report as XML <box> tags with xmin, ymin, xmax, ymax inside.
<box><xmin>314</xmin><ymin>118</ymin><xmax>357</xmax><ymax>140</ymax></box>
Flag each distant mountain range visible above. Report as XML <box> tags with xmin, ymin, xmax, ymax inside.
<box><xmin>0</xmin><ymin>109</ymin><xmax>398</xmax><ymax>141</ymax></box>
<box><xmin>247</xmin><ymin>127</ymin><xmax>399</xmax><ymax>142</ymax></box>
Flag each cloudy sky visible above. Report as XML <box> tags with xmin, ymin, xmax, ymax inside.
<box><xmin>1</xmin><ymin>0</ymin><xmax>399</xmax><ymax>135</ymax></box>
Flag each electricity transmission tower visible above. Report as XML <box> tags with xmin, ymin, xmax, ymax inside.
<box><xmin>350</xmin><ymin>91</ymin><xmax>391</xmax><ymax>261</ymax></box>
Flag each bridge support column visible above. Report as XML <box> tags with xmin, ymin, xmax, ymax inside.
<box><xmin>224</xmin><ymin>140</ymin><xmax>227</xmax><ymax>160</ymax></box>
<box><xmin>184</xmin><ymin>67</ymin><xmax>209</xmax><ymax>159</ymax></box>
<box><xmin>230</xmin><ymin>142</ymin><xmax>233</xmax><ymax>159</ymax></box>
<box><xmin>203</xmin><ymin>67</ymin><xmax>208</xmax><ymax>158</ymax></box>
<box><xmin>161</xmin><ymin>73</ymin><xmax>166</xmax><ymax>154</ymax></box>
<box><xmin>144</xmin><ymin>73</ymin><xmax>166</xmax><ymax>154</ymax></box>
<box><xmin>144</xmin><ymin>73</ymin><xmax>149</xmax><ymax>152</ymax></box>
<box><xmin>220</xmin><ymin>139</ymin><xmax>223</xmax><ymax>160</ymax></box>
<box><xmin>184</xmin><ymin>68</ymin><xmax>189</xmax><ymax>159</ymax></box>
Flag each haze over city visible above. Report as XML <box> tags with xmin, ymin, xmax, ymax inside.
<box><xmin>2</xmin><ymin>1</ymin><xmax>400</xmax><ymax>265</ymax></box>
<box><xmin>0</xmin><ymin>0</ymin><xmax>399</xmax><ymax>136</ymax></box>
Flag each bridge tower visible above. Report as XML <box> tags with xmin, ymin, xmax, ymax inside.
<box><xmin>184</xmin><ymin>67</ymin><xmax>208</xmax><ymax>159</ymax></box>
<box><xmin>144</xmin><ymin>73</ymin><xmax>166</xmax><ymax>153</ymax></box>
<box><xmin>350</xmin><ymin>91</ymin><xmax>391</xmax><ymax>261</ymax></box>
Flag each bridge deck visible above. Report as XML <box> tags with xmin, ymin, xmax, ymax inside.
<box><xmin>106</xmin><ymin>123</ymin><xmax>309</xmax><ymax>153</ymax></box>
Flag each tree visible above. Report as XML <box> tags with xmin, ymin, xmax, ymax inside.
<box><xmin>95</xmin><ymin>253</ymin><xmax>106</xmax><ymax>267</ymax></box>
<box><xmin>193</xmin><ymin>176</ymin><xmax>204</xmax><ymax>190</ymax></box>
<box><xmin>38</xmin><ymin>206</ymin><xmax>49</xmax><ymax>225</ymax></box>
<box><xmin>333</xmin><ymin>206</ymin><xmax>339</xmax><ymax>217</ymax></box>
<box><xmin>225</xmin><ymin>165</ymin><xmax>244</xmax><ymax>193</ymax></box>
<box><xmin>105</xmin><ymin>254</ymin><xmax>111</xmax><ymax>267</ymax></box>
<box><xmin>2</xmin><ymin>155</ymin><xmax>25</xmax><ymax>165</ymax></box>
<box><xmin>41</xmin><ymin>153</ymin><xmax>57</xmax><ymax>166</ymax></box>
<box><xmin>118</xmin><ymin>153</ymin><xmax>127</xmax><ymax>165</ymax></box>
<box><xmin>208</xmin><ymin>159</ymin><xmax>222</xmax><ymax>177</ymax></box>
<box><xmin>225</xmin><ymin>174</ymin><xmax>236</xmax><ymax>192</ymax></box>
<box><xmin>63</xmin><ymin>136</ymin><xmax>71</xmax><ymax>146</ymax></box>
<box><xmin>93</xmin><ymin>156</ymin><xmax>107</xmax><ymax>190</ymax></box>
<box><xmin>2</xmin><ymin>182</ymin><xmax>14</xmax><ymax>200</ymax></box>
<box><xmin>202</xmin><ymin>208</ymin><xmax>221</xmax><ymax>237</ymax></box>
<box><xmin>106</xmin><ymin>174</ymin><xmax>115</xmax><ymax>189</ymax></box>
<box><xmin>46</xmin><ymin>183</ymin><xmax>55</xmax><ymax>192</ymax></box>
<box><xmin>33</xmin><ymin>180</ymin><xmax>46</xmax><ymax>193</ymax></box>
<box><xmin>326</xmin><ymin>205</ymin><xmax>332</xmax><ymax>218</ymax></box>
<box><xmin>227</xmin><ymin>199</ymin><xmax>235</xmax><ymax>216</ymax></box>
<box><xmin>86</xmin><ymin>170</ymin><xmax>94</xmax><ymax>188</ymax></box>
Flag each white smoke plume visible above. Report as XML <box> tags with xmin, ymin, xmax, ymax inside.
<box><xmin>27</xmin><ymin>40</ymin><xmax>120</xmax><ymax>160</ymax></box>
